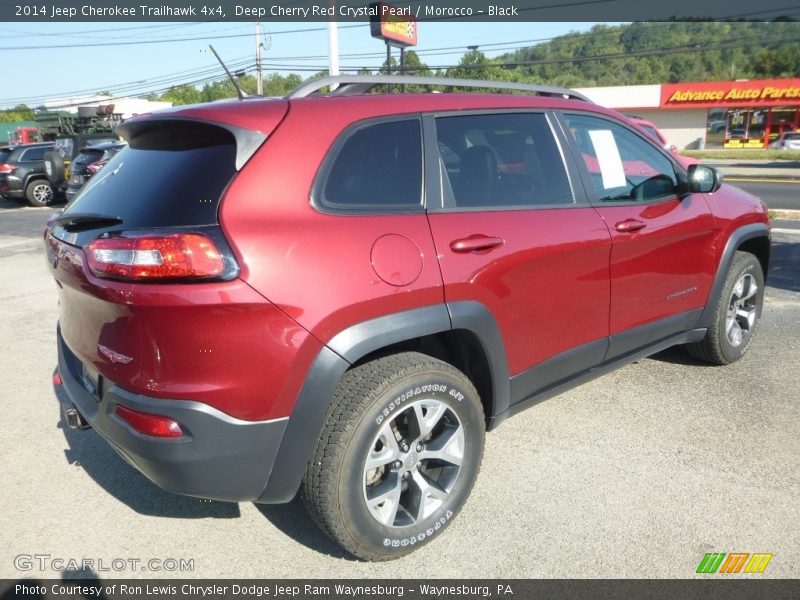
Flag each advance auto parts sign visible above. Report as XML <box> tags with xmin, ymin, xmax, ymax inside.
<box><xmin>661</xmin><ymin>78</ymin><xmax>800</xmax><ymax>109</ymax></box>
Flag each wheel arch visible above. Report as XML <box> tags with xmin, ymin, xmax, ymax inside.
<box><xmin>258</xmin><ymin>301</ymin><xmax>511</xmax><ymax>503</ymax></box>
<box><xmin>698</xmin><ymin>222</ymin><xmax>770</xmax><ymax>329</ymax></box>
<box><xmin>23</xmin><ymin>173</ymin><xmax>49</xmax><ymax>189</ymax></box>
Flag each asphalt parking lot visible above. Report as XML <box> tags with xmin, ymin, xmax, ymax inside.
<box><xmin>0</xmin><ymin>199</ymin><xmax>798</xmax><ymax>579</ymax></box>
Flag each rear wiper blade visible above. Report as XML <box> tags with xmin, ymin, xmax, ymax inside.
<box><xmin>54</xmin><ymin>213</ymin><xmax>123</xmax><ymax>232</ymax></box>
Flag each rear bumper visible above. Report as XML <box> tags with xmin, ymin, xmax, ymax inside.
<box><xmin>0</xmin><ymin>175</ymin><xmax>23</xmax><ymax>198</ymax></box>
<box><xmin>56</xmin><ymin>327</ymin><xmax>288</xmax><ymax>502</ymax></box>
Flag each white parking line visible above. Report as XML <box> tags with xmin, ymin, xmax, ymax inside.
<box><xmin>772</xmin><ymin>228</ymin><xmax>800</xmax><ymax>235</ymax></box>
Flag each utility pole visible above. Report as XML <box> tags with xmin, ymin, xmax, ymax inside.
<box><xmin>256</xmin><ymin>21</ymin><xmax>263</xmax><ymax>96</ymax></box>
<box><xmin>328</xmin><ymin>19</ymin><xmax>340</xmax><ymax>81</ymax></box>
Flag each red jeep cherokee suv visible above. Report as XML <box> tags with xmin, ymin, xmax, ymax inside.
<box><xmin>47</xmin><ymin>76</ymin><xmax>770</xmax><ymax>561</ymax></box>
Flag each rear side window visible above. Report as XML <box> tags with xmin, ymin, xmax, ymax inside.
<box><xmin>64</xmin><ymin>121</ymin><xmax>236</xmax><ymax>228</ymax></box>
<box><xmin>317</xmin><ymin>118</ymin><xmax>422</xmax><ymax>212</ymax></box>
<box><xmin>21</xmin><ymin>147</ymin><xmax>48</xmax><ymax>161</ymax></box>
<box><xmin>54</xmin><ymin>138</ymin><xmax>74</xmax><ymax>158</ymax></box>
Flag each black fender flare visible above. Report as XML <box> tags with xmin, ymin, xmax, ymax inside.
<box><xmin>258</xmin><ymin>301</ymin><xmax>510</xmax><ymax>503</ymax></box>
<box><xmin>22</xmin><ymin>173</ymin><xmax>50</xmax><ymax>191</ymax></box>
<box><xmin>697</xmin><ymin>222</ymin><xmax>771</xmax><ymax>329</ymax></box>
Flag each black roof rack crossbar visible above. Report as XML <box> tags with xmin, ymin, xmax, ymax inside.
<box><xmin>286</xmin><ymin>75</ymin><xmax>591</xmax><ymax>103</ymax></box>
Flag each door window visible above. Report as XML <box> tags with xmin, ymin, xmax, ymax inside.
<box><xmin>563</xmin><ymin>114</ymin><xmax>678</xmax><ymax>203</ymax></box>
<box><xmin>434</xmin><ymin>113</ymin><xmax>573</xmax><ymax>209</ymax></box>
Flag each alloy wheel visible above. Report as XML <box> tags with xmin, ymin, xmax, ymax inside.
<box><xmin>726</xmin><ymin>273</ymin><xmax>758</xmax><ymax>347</ymax></box>
<box><xmin>363</xmin><ymin>399</ymin><xmax>464</xmax><ymax>528</ymax></box>
<box><xmin>32</xmin><ymin>183</ymin><xmax>53</xmax><ymax>205</ymax></box>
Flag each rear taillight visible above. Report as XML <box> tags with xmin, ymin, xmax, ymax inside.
<box><xmin>85</xmin><ymin>159</ymin><xmax>108</xmax><ymax>176</ymax></box>
<box><xmin>86</xmin><ymin>233</ymin><xmax>225</xmax><ymax>281</ymax></box>
<box><xmin>0</xmin><ymin>164</ymin><xmax>15</xmax><ymax>174</ymax></box>
<box><xmin>115</xmin><ymin>405</ymin><xmax>183</xmax><ymax>438</ymax></box>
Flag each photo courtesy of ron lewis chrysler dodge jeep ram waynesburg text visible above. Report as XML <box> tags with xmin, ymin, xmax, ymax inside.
<box><xmin>46</xmin><ymin>75</ymin><xmax>770</xmax><ymax>561</ymax></box>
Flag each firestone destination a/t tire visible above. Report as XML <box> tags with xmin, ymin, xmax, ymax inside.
<box><xmin>301</xmin><ymin>352</ymin><xmax>485</xmax><ymax>561</ymax></box>
<box><xmin>688</xmin><ymin>251</ymin><xmax>764</xmax><ymax>365</ymax></box>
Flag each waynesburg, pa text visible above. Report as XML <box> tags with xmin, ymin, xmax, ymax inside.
<box><xmin>14</xmin><ymin>583</ymin><xmax>515</xmax><ymax>598</ymax></box>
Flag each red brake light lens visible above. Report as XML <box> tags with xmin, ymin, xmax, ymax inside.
<box><xmin>115</xmin><ymin>405</ymin><xmax>183</xmax><ymax>438</ymax></box>
<box><xmin>86</xmin><ymin>233</ymin><xmax>225</xmax><ymax>281</ymax></box>
<box><xmin>85</xmin><ymin>159</ymin><xmax>108</xmax><ymax>176</ymax></box>
<box><xmin>0</xmin><ymin>164</ymin><xmax>15</xmax><ymax>174</ymax></box>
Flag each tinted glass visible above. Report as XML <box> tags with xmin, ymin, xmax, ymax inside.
<box><xmin>639</xmin><ymin>125</ymin><xmax>661</xmax><ymax>142</ymax></box>
<box><xmin>563</xmin><ymin>113</ymin><xmax>678</xmax><ymax>203</ymax></box>
<box><xmin>21</xmin><ymin>147</ymin><xmax>48</xmax><ymax>161</ymax></box>
<box><xmin>0</xmin><ymin>148</ymin><xmax>12</xmax><ymax>163</ymax></box>
<box><xmin>434</xmin><ymin>113</ymin><xmax>573</xmax><ymax>209</ymax></box>
<box><xmin>72</xmin><ymin>149</ymin><xmax>105</xmax><ymax>166</ymax></box>
<box><xmin>63</xmin><ymin>122</ymin><xmax>236</xmax><ymax>229</ymax></box>
<box><xmin>54</xmin><ymin>138</ymin><xmax>73</xmax><ymax>158</ymax></box>
<box><xmin>785</xmin><ymin>133</ymin><xmax>800</xmax><ymax>140</ymax></box>
<box><xmin>321</xmin><ymin>119</ymin><xmax>422</xmax><ymax>210</ymax></box>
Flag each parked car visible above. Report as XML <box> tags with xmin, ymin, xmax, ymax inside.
<box><xmin>65</xmin><ymin>141</ymin><xmax>127</xmax><ymax>203</ymax></box>
<box><xmin>768</xmin><ymin>131</ymin><xmax>800</xmax><ymax>150</ymax></box>
<box><xmin>626</xmin><ymin>115</ymin><xmax>700</xmax><ymax>168</ymax></box>
<box><xmin>43</xmin><ymin>133</ymin><xmax>119</xmax><ymax>197</ymax></box>
<box><xmin>0</xmin><ymin>142</ymin><xmax>55</xmax><ymax>206</ymax></box>
<box><xmin>47</xmin><ymin>75</ymin><xmax>770</xmax><ymax>561</ymax></box>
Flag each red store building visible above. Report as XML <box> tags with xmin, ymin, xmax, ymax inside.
<box><xmin>578</xmin><ymin>77</ymin><xmax>800</xmax><ymax>150</ymax></box>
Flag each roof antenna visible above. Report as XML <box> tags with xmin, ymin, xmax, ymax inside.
<box><xmin>209</xmin><ymin>44</ymin><xmax>248</xmax><ymax>100</ymax></box>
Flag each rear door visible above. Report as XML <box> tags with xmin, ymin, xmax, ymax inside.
<box><xmin>557</xmin><ymin>112</ymin><xmax>716</xmax><ymax>357</ymax></box>
<box><xmin>424</xmin><ymin>111</ymin><xmax>612</xmax><ymax>405</ymax></box>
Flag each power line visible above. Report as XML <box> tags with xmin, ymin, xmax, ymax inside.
<box><xmin>0</xmin><ymin>23</ymin><xmax>369</xmax><ymax>51</ymax></box>
<box><xmin>2</xmin><ymin>21</ymin><xmax>796</xmax><ymax>107</ymax></box>
<box><xmin>262</xmin><ymin>34</ymin><xmax>800</xmax><ymax>72</ymax></box>
<box><xmin>0</xmin><ymin>55</ymin><xmax>254</xmax><ymax>104</ymax></box>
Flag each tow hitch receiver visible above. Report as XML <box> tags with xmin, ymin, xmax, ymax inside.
<box><xmin>62</xmin><ymin>404</ymin><xmax>90</xmax><ymax>430</ymax></box>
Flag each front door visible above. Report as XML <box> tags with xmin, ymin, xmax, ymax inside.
<box><xmin>558</xmin><ymin>112</ymin><xmax>716</xmax><ymax>356</ymax></box>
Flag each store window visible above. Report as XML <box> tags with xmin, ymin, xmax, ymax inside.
<box><xmin>705</xmin><ymin>107</ymin><xmax>799</xmax><ymax>149</ymax></box>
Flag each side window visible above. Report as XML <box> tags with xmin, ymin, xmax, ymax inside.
<box><xmin>21</xmin><ymin>147</ymin><xmax>47</xmax><ymax>162</ymax></box>
<box><xmin>319</xmin><ymin>118</ymin><xmax>422</xmax><ymax>211</ymax></box>
<box><xmin>562</xmin><ymin>113</ymin><xmax>678</xmax><ymax>203</ymax></box>
<box><xmin>434</xmin><ymin>113</ymin><xmax>573</xmax><ymax>209</ymax></box>
<box><xmin>54</xmin><ymin>138</ymin><xmax>74</xmax><ymax>158</ymax></box>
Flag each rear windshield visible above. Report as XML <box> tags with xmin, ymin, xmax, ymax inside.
<box><xmin>73</xmin><ymin>149</ymin><xmax>105</xmax><ymax>165</ymax></box>
<box><xmin>63</xmin><ymin>122</ymin><xmax>237</xmax><ymax>229</ymax></box>
<box><xmin>0</xmin><ymin>148</ymin><xmax>11</xmax><ymax>163</ymax></box>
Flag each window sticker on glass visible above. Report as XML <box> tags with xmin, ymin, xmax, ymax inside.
<box><xmin>588</xmin><ymin>129</ymin><xmax>626</xmax><ymax>189</ymax></box>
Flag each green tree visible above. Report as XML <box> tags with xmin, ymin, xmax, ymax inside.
<box><xmin>0</xmin><ymin>104</ymin><xmax>35</xmax><ymax>123</ymax></box>
<box><xmin>160</xmin><ymin>85</ymin><xmax>202</xmax><ymax>106</ymax></box>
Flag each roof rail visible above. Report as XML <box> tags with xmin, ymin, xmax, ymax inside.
<box><xmin>286</xmin><ymin>75</ymin><xmax>591</xmax><ymax>103</ymax></box>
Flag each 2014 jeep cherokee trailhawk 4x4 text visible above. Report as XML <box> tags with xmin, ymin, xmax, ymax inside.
<box><xmin>46</xmin><ymin>75</ymin><xmax>770</xmax><ymax>561</ymax></box>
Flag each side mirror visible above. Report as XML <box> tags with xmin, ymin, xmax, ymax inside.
<box><xmin>687</xmin><ymin>164</ymin><xmax>723</xmax><ymax>194</ymax></box>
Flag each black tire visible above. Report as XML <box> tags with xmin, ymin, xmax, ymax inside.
<box><xmin>301</xmin><ymin>352</ymin><xmax>485</xmax><ymax>561</ymax></box>
<box><xmin>687</xmin><ymin>251</ymin><xmax>764</xmax><ymax>365</ymax></box>
<box><xmin>25</xmin><ymin>179</ymin><xmax>54</xmax><ymax>207</ymax></box>
<box><xmin>43</xmin><ymin>151</ymin><xmax>65</xmax><ymax>186</ymax></box>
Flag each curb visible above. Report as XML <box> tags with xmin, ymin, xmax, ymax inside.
<box><xmin>725</xmin><ymin>176</ymin><xmax>800</xmax><ymax>183</ymax></box>
<box><xmin>770</xmin><ymin>209</ymin><xmax>800</xmax><ymax>221</ymax></box>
